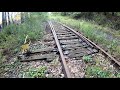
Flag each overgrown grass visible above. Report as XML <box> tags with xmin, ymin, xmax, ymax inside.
<box><xmin>49</xmin><ymin>15</ymin><xmax>120</xmax><ymax>57</ymax></box>
<box><xmin>22</xmin><ymin>66</ymin><xmax>47</xmax><ymax>78</ymax></box>
<box><xmin>0</xmin><ymin>12</ymin><xmax>48</xmax><ymax>77</ymax></box>
<box><xmin>85</xmin><ymin>66</ymin><xmax>112</xmax><ymax>78</ymax></box>
<box><xmin>82</xmin><ymin>55</ymin><xmax>93</xmax><ymax>63</ymax></box>
<box><xmin>83</xmin><ymin>54</ymin><xmax>120</xmax><ymax>78</ymax></box>
<box><xmin>0</xmin><ymin>13</ymin><xmax>47</xmax><ymax>55</ymax></box>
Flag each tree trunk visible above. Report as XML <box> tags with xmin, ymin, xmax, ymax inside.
<box><xmin>10</xmin><ymin>12</ymin><xmax>14</xmax><ymax>24</ymax></box>
<box><xmin>2</xmin><ymin>12</ymin><xmax>4</xmax><ymax>28</ymax></box>
<box><xmin>7</xmin><ymin>12</ymin><xmax>11</xmax><ymax>25</ymax></box>
<box><xmin>2</xmin><ymin>12</ymin><xmax>7</xmax><ymax>28</ymax></box>
<box><xmin>112</xmin><ymin>12</ymin><xmax>115</xmax><ymax>16</ymax></box>
<box><xmin>21</xmin><ymin>12</ymin><xmax>25</xmax><ymax>23</ymax></box>
<box><xmin>5</xmin><ymin>12</ymin><xmax>7</xmax><ymax>26</ymax></box>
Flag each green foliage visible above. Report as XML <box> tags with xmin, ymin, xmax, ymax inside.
<box><xmin>116</xmin><ymin>73</ymin><xmax>120</xmax><ymax>78</ymax></box>
<box><xmin>95</xmin><ymin>35</ymin><xmax>103</xmax><ymax>43</ymax></box>
<box><xmin>3</xmin><ymin>24</ymin><xmax>18</xmax><ymax>35</ymax></box>
<box><xmin>107</xmin><ymin>40</ymin><xmax>118</xmax><ymax>53</ymax></box>
<box><xmin>86</xmin><ymin>66</ymin><xmax>110</xmax><ymax>78</ymax></box>
<box><xmin>83</xmin><ymin>55</ymin><xmax>93</xmax><ymax>63</ymax></box>
<box><xmin>0</xmin><ymin>52</ymin><xmax>3</xmax><ymax>60</ymax></box>
<box><xmin>60</xmin><ymin>12</ymin><xmax>94</xmax><ymax>19</ymax></box>
<box><xmin>93</xmin><ymin>14</ymin><xmax>108</xmax><ymax>26</ymax></box>
<box><xmin>59</xmin><ymin>12</ymin><xmax>120</xmax><ymax>30</ymax></box>
<box><xmin>24</xmin><ymin>66</ymin><xmax>47</xmax><ymax>78</ymax></box>
<box><xmin>0</xmin><ymin>59</ymin><xmax>21</xmax><ymax>75</ymax></box>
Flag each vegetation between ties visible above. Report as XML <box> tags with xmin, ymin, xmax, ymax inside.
<box><xmin>23</xmin><ymin>66</ymin><xmax>47</xmax><ymax>78</ymax></box>
<box><xmin>82</xmin><ymin>54</ymin><xmax>120</xmax><ymax>78</ymax></box>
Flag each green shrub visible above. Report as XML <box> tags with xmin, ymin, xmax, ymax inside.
<box><xmin>107</xmin><ymin>40</ymin><xmax>118</xmax><ymax>53</ymax></box>
<box><xmin>86</xmin><ymin>66</ymin><xmax>110</xmax><ymax>78</ymax></box>
<box><xmin>24</xmin><ymin>66</ymin><xmax>47</xmax><ymax>78</ymax></box>
<box><xmin>83</xmin><ymin>55</ymin><xmax>93</xmax><ymax>63</ymax></box>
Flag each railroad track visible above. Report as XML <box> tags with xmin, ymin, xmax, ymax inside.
<box><xmin>18</xmin><ymin>20</ymin><xmax>120</xmax><ymax>78</ymax></box>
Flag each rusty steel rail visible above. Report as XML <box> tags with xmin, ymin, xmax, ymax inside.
<box><xmin>58</xmin><ymin>22</ymin><xmax>120</xmax><ymax>66</ymax></box>
<box><xmin>48</xmin><ymin>21</ymin><xmax>71</xmax><ymax>78</ymax></box>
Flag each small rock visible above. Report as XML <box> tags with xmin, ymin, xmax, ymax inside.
<box><xmin>46</xmin><ymin>74</ymin><xmax>49</xmax><ymax>77</ymax></box>
<box><xmin>68</xmin><ymin>65</ymin><xmax>71</xmax><ymax>68</ymax></box>
<box><xmin>79</xmin><ymin>72</ymin><xmax>85</xmax><ymax>78</ymax></box>
<box><xmin>60</xmin><ymin>74</ymin><xmax>64</xmax><ymax>78</ymax></box>
<box><xmin>73</xmin><ymin>58</ymin><xmax>76</xmax><ymax>60</ymax></box>
<box><xmin>103</xmin><ymin>67</ymin><xmax>107</xmax><ymax>70</ymax></box>
<box><xmin>79</xmin><ymin>60</ymin><xmax>82</xmax><ymax>62</ymax></box>
<box><xmin>11</xmin><ymin>61</ymin><xmax>15</xmax><ymax>64</ymax></box>
<box><xmin>64</xmin><ymin>51</ymin><xmax>69</xmax><ymax>55</ymax></box>
<box><xmin>36</xmin><ymin>62</ymin><xmax>40</xmax><ymax>66</ymax></box>
<box><xmin>17</xmin><ymin>55</ymin><xmax>24</xmax><ymax>60</ymax></box>
<box><xmin>110</xmin><ymin>65</ymin><xmax>113</xmax><ymax>68</ymax></box>
<box><xmin>51</xmin><ymin>69</ymin><xmax>56</xmax><ymax>73</ymax></box>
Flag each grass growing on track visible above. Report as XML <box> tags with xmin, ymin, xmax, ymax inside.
<box><xmin>49</xmin><ymin>15</ymin><xmax>120</xmax><ymax>57</ymax></box>
<box><xmin>85</xmin><ymin>65</ymin><xmax>117</xmax><ymax>78</ymax></box>
<box><xmin>22</xmin><ymin>66</ymin><xmax>47</xmax><ymax>78</ymax></box>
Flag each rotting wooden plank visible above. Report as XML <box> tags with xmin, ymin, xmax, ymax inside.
<box><xmin>68</xmin><ymin>52</ymin><xmax>87</xmax><ymax>58</ymax></box>
<box><xmin>56</xmin><ymin>31</ymin><xmax>71</xmax><ymax>33</ymax></box>
<box><xmin>30</xmin><ymin>47</ymin><xmax>57</xmax><ymax>54</ymax></box>
<box><xmin>56</xmin><ymin>32</ymin><xmax>73</xmax><ymax>35</ymax></box>
<box><xmin>61</xmin><ymin>44</ymin><xmax>84</xmax><ymax>48</ymax></box>
<box><xmin>78</xmin><ymin>39</ymin><xmax>83</xmax><ymax>42</ymax></box>
<box><xmin>63</xmin><ymin>48</ymin><xmax>89</xmax><ymax>55</ymax></box>
<box><xmin>87</xmin><ymin>47</ymin><xmax>93</xmax><ymax>52</ymax></box>
<box><xmin>58</xmin><ymin>36</ymin><xmax>79</xmax><ymax>40</ymax></box>
<box><xmin>93</xmin><ymin>49</ymin><xmax>98</xmax><ymax>53</ymax></box>
<box><xmin>20</xmin><ymin>53</ymin><xmax>57</xmax><ymax>62</ymax></box>
<box><xmin>58</xmin><ymin>35</ymin><xmax>78</xmax><ymax>38</ymax></box>
<box><xmin>57</xmin><ymin>34</ymin><xmax>76</xmax><ymax>37</ymax></box>
<box><xmin>81</xmin><ymin>42</ymin><xmax>88</xmax><ymax>46</ymax></box>
<box><xmin>60</xmin><ymin>39</ymin><xmax>86</xmax><ymax>46</ymax></box>
<box><xmin>60</xmin><ymin>41</ymin><xmax>80</xmax><ymax>45</ymax></box>
<box><xmin>62</xmin><ymin>45</ymin><xmax>88</xmax><ymax>51</ymax></box>
<box><xmin>63</xmin><ymin>47</ymin><xmax>96</xmax><ymax>56</ymax></box>
<box><xmin>60</xmin><ymin>39</ymin><xmax>79</xmax><ymax>43</ymax></box>
<box><xmin>48</xmin><ymin>21</ymin><xmax>71</xmax><ymax>78</ymax></box>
